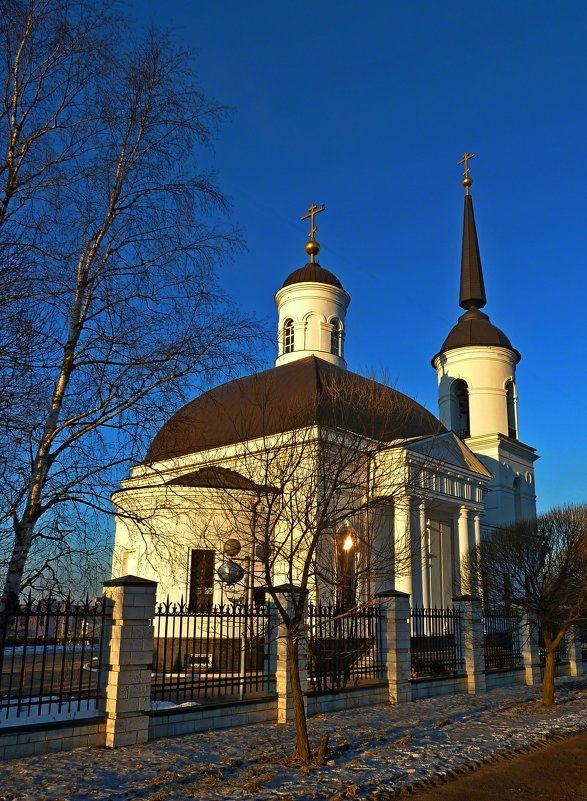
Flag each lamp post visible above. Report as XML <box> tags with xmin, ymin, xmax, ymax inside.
<box><xmin>217</xmin><ymin>537</ymin><xmax>258</xmax><ymax>701</ymax></box>
<box><xmin>216</xmin><ymin>539</ymin><xmax>248</xmax><ymax>699</ymax></box>
<box><xmin>216</xmin><ymin>511</ymin><xmax>273</xmax><ymax>701</ymax></box>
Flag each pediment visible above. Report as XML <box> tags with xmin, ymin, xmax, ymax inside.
<box><xmin>166</xmin><ymin>466</ymin><xmax>279</xmax><ymax>493</ymax></box>
<box><xmin>405</xmin><ymin>432</ymin><xmax>492</xmax><ymax>479</ymax></box>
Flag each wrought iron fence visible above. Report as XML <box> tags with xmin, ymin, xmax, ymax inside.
<box><xmin>307</xmin><ymin>603</ymin><xmax>384</xmax><ymax>692</ymax></box>
<box><xmin>151</xmin><ymin>599</ymin><xmax>274</xmax><ymax>705</ymax></box>
<box><xmin>538</xmin><ymin>628</ymin><xmax>569</xmax><ymax>664</ymax></box>
<box><xmin>410</xmin><ymin>606</ymin><xmax>464</xmax><ymax>678</ymax></box>
<box><xmin>0</xmin><ymin>595</ymin><xmax>107</xmax><ymax>723</ymax></box>
<box><xmin>483</xmin><ymin>609</ymin><xmax>523</xmax><ymax>670</ymax></box>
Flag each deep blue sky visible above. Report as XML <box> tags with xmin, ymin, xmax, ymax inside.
<box><xmin>128</xmin><ymin>1</ymin><xmax>586</xmax><ymax>512</ymax></box>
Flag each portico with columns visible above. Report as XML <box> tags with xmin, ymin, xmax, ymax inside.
<box><xmin>389</xmin><ymin>439</ymin><xmax>490</xmax><ymax>607</ymax></box>
<box><xmin>364</xmin><ymin>416</ymin><xmax>491</xmax><ymax>610</ymax></box>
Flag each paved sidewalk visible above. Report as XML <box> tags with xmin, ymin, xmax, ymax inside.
<box><xmin>403</xmin><ymin>730</ymin><xmax>587</xmax><ymax>801</ymax></box>
<box><xmin>0</xmin><ymin>677</ymin><xmax>586</xmax><ymax>801</ymax></box>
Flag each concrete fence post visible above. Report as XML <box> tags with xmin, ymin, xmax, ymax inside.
<box><xmin>101</xmin><ymin>575</ymin><xmax>157</xmax><ymax>748</ymax></box>
<box><xmin>519</xmin><ymin>613</ymin><xmax>542</xmax><ymax>686</ymax></box>
<box><xmin>453</xmin><ymin>595</ymin><xmax>486</xmax><ymax>694</ymax></box>
<box><xmin>567</xmin><ymin>625</ymin><xmax>584</xmax><ymax>677</ymax></box>
<box><xmin>273</xmin><ymin>585</ymin><xmax>308</xmax><ymax>724</ymax></box>
<box><xmin>376</xmin><ymin>590</ymin><xmax>411</xmax><ymax>704</ymax></box>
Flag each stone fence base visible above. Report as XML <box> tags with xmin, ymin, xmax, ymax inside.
<box><xmin>0</xmin><ymin>716</ymin><xmax>106</xmax><ymax>761</ymax></box>
<box><xmin>411</xmin><ymin>673</ymin><xmax>469</xmax><ymax>700</ymax></box>
<box><xmin>307</xmin><ymin>682</ymin><xmax>389</xmax><ymax>716</ymax></box>
<box><xmin>148</xmin><ymin>697</ymin><xmax>278</xmax><ymax>740</ymax></box>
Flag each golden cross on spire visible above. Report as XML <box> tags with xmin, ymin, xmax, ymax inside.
<box><xmin>301</xmin><ymin>202</ymin><xmax>326</xmax><ymax>263</ymax></box>
<box><xmin>301</xmin><ymin>202</ymin><xmax>326</xmax><ymax>240</ymax></box>
<box><xmin>457</xmin><ymin>152</ymin><xmax>476</xmax><ymax>195</ymax></box>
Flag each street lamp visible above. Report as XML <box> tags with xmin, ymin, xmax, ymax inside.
<box><xmin>217</xmin><ymin>561</ymin><xmax>245</xmax><ymax>586</ymax></box>
<box><xmin>216</xmin><ymin>537</ymin><xmax>254</xmax><ymax>701</ymax></box>
<box><xmin>337</xmin><ymin>522</ymin><xmax>357</xmax><ymax>610</ymax></box>
<box><xmin>217</xmin><ymin>539</ymin><xmax>246</xmax><ymax>592</ymax></box>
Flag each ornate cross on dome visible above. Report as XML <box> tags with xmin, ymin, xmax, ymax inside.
<box><xmin>301</xmin><ymin>202</ymin><xmax>326</xmax><ymax>263</ymax></box>
<box><xmin>458</xmin><ymin>152</ymin><xmax>476</xmax><ymax>195</ymax></box>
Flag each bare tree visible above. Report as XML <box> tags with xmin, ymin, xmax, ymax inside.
<box><xmin>155</xmin><ymin>364</ymin><xmax>441</xmax><ymax>763</ymax></box>
<box><xmin>0</xmin><ymin>1</ymin><xmax>259</xmax><ymax>610</ymax></box>
<box><xmin>472</xmin><ymin>505</ymin><xmax>587</xmax><ymax>706</ymax></box>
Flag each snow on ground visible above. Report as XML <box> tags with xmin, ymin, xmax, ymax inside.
<box><xmin>1</xmin><ymin>676</ymin><xmax>586</xmax><ymax>801</ymax></box>
<box><xmin>0</xmin><ymin>698</ymin><xmax>98</xmax><ymax>726</ymax></box>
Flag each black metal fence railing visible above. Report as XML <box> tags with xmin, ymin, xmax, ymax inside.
<box><xmin>410</xmin><ymin>606</ymin><xmax>464</xmax><ymax>678</ymax></box>
<box><xmin>0</xmin><ymin>595</ymin><xmax>107</xmax><ymax>723</ymax></box>
<box><xmin>483</xmin><ymin>609</ymin><xmax>523</xmax><ymax>670</ymax></box>
<box><xmin>538</xmin><ymin>628</ymin><xmax>569</xmax><ymax>664</ymax></box>
<box><xmin>307</xmin><ymin>603</ymin><xmax>384</xmax><ymax>693</ymax></box>
<box><xmin>151</xmin><ymin>599</ymin><xmax>274</xmax><ymax>705</ymax></box>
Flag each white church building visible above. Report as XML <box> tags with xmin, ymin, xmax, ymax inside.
<box><xmin>111</xmin><ymin>170</ymin><xmax>538</xmax><ymax>611</ymax></box>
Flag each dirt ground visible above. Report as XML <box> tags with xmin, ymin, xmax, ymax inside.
<box><xmin>398</xmin><ymin>730</ymin><xmax>587</xmax><ymax>801</ymax></box>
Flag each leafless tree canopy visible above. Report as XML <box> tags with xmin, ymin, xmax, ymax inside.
<box><xmin>472</xmin><ymin>504</ymin><xmax>587</xmax><ymax>705</ymax></box>
<box><xmin>0</xmin><ymin>0</ymin><xmax>259</xmax><ymax>603</ymax></box>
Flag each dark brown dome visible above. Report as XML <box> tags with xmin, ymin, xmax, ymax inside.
<box><xmin>282</xmin><ymin>262</ymin><xmax>343</xmax><ymax>289</ymax></box>
<box><xmin>144</xmin><ymin>356</ymin><xmax>445</xmax><ymax>463</ymax></box>
<box><xmin>434</xmin><ymin>308</ymin><xmax>520</xmax><ymax>363</ymax></box>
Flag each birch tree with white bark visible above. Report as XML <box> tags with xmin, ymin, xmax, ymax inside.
<box><xmin>0</xmin><ymin>0</ymin><xmax>258</xmax><ymax>610</ymax></box>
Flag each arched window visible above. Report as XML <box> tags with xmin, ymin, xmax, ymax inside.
<box><xmin>505</xmin><ymin>380</ymin><xmax>517</xmax><ymax>439</ymax></box>
<box><xmin>283</xmin><ymin>319</ymin><xmax>294</xmax><ymax>354</ymax></box>
<box><xmin>330</xmin><ymin>318</ymin><xmax>342</xmax><ymax>357</ymax></box>
<box><xmin>453</xmin><ymin>379</ymin><xmax>470</xmax><ymax>438</ymax></box>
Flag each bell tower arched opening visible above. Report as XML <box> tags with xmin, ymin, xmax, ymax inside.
<box><xmin>453</xmin><ymin>379</ymin><xmax>470</xmax><ymax>438</ymax></box>
<box><xmin>505</xmin><ymin>379</ymin><xmax>517</xmax><ymax>439</ymax></box>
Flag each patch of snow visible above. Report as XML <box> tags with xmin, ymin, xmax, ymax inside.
<box><xmin>0</xmin><ymin>698</ymin><xmax>99</xmax><ymax>727</ymax></box>
<box><xmin>150</xmin><ymin>700</ymin><xmax>201</xmax><ymax>710</ymax></box>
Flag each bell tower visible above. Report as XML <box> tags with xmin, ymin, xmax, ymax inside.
<box><xmin>275</xmin><ymin>203</ymin><xmax>350</xmax><ymax>368</ymax></box>
<box><xmin>432</xmin><ymin>155</ymin><xmax>538</xmax><ymax>529</ymax></box>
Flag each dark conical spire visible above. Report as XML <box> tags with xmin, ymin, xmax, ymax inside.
<box><xmin>459</xmin><ymin>193</ymin><xmax>486</xmax><ymax>310</ymax></box>
<box><xmin>431</xmin><ymin>155</ymin><xmax>520</xmax><ymax>366</ymax></box>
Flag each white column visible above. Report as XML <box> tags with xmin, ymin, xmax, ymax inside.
<box><xmin>457</xmin><ymin>506</ymin><xmax>469</xmax><ymax>596</ymax></box>
<box><xmin>419</xmin><ymin>503</ymin><xmax>429</xmax><ymax>609</ymax></box>
<box><xmin>409</xmin><ymin>501</ymin><xmax>423</xmax><ymax>607</ymax></box>
<box><xmin>393</xmin><ymin>499</ymin><xmax>412</xmax><ymax>598</ymax></box>
<box><xmin>471</xmin><ymin>513</ymin><xmax>482</xmax><ymax>596</ymax></box>
<box><xmin>473</xmin><ymin>513</ymin><xmax>481</xmax><ymax>551</ymax></box>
